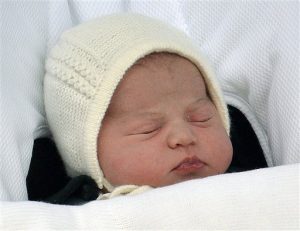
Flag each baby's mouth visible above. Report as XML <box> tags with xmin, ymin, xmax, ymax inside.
<box><xmin>172</xmin><ymin>156</ymin><xmax>205</xmax><ymax>174</ymax></box>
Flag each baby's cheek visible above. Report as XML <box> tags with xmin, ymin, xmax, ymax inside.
<box><xmin>108</xmin><ymin>150</ymin><xmax>153</xmax><ymax>185</ymax></box>
<box><xmin>218</xmin><ymin>135</ymin><xmax>233</xmax><ymax>172</ymax></box>
<box><xmin>208</xmin><ymin>127</ymin><xmax>233</xmax><ymax>172</ymax></box>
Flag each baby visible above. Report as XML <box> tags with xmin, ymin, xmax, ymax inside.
<box><xmin>44</xmin><ymin>13</ymin><xmax>232</xmax><ymax>199</ymax></box>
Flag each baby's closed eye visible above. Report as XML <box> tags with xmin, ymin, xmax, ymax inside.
<box><xmin>186</xmin><ymin>99</ymin><xmax>215</xmax><ymax>123</ymax></box>
<box><xmin>129</xmin><ymin>123</ymin><xmax>161</xmax><ymax>136</ymax></box>
<box><xmin>187</xmin><ymin>110</ymin><xmax>215</xmax><ymax>126</ymax></box>
<box><xmin>137</xmin><ymin>127</ymin><xmax>160</xmax><ymax>135</ymax></box>
<box><xmin>188</xmin><ymin>114</ymin><xmax>213</xmax><ymax>122</ymax></box>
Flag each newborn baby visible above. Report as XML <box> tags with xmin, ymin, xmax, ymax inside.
<box><xmin>44</xmin><ymin>13</ymin><xmax>232</xmax><ymax>199</ymax></box>
<box><xmin>99</xmin><ymin>52</ymin><xmax>232</xmax><ymax>188</ymax></box>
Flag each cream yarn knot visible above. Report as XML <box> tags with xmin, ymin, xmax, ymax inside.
<box><xmin>98</xmin><ymin>185</ymin><xmax>153</xmax><ymax>200</ymax></box>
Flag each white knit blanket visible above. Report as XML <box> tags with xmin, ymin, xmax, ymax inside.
<box><xmin>1</xmin><ymin>164</ymin><xmax>299</xmax><ymax>229</ymax></box>
<box><xmin>0</xmin><ymin>1</ymin><xmax>299</xmax><ymax>229</ymax></box>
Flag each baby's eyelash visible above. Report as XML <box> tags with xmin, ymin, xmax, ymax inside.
<box><xmin>187</xmin><ymin>115</ymin><xmax>212</xmax><ymax>122</ymax></box>
<box><xmin>193</xmin><ymin>117</ymin><xmax>212</xmax><ymax>122</ymax></box>
<box><xmin>140</xmin><ymin>130</ymin><xmax>156</xmax><ymax>134</ymax></box>
<box><xmin>128</xmin><ymin>126</ymin><xmax>160</xmax><ymax>136</ymax></box>
<box><xmin>188</xmin><ymin>116</ymin><xmax>213</xmax><ymax>127</ymax></box>
<box><xmin>139</xmin><ymin>127</ymin><xmax>160</xmax><ymax>135</ymax></box>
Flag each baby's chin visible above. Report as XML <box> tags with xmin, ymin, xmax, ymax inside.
<box><xmin>107</xmin><ymin>165</ymin><xmax>226</xmax><ymax>189</ymax></box>
<box><xmin>152</xmin><ymin>168</ymin><xmax>223</xmax><ymax>188</ymax></box>
<box><xmin>167</xmin><ymin>174</ymin><xmax>206</xmax><ymax>186</ymax></box>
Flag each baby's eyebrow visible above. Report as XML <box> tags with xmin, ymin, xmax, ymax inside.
<box><xmin>133</xmin><ymin>111</ymin><xmax>164</xmax><ymax>121</ymax></box>
<box><xmin>186</xmin><ymin>97</ymin><xmax>210</xmax><ymax>111</ymax></box>
<box><xmin>117</xmin><ymin>97</ymin><xmax>210</xmax><ymax>122</ymax></box>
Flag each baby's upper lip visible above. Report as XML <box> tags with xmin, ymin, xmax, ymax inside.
<box><xmin>172</xmin><ymin>155</ymin><xmax>205</xmax><ymax>171</ymax></box>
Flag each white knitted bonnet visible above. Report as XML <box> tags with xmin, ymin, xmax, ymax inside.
<box><xmin>44</xmin><ymin>13</ymin><xmax>230</xmax><ymax>193</ymax></box>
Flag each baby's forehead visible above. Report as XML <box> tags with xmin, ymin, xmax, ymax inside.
<box><xmin>106</xmin><ymin>52</ymin><xmax>208</xmax><ymax>117</ymax></box>
<box><xmin>130</xmin><ymin>52</ymin><xmax>182</xmax><ymax>71</ymax></box>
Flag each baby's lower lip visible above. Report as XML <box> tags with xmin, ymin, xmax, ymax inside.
<box><xmin>172</xmin><ymin>160</ymin><xmax>205</xmax><ymax>174</ymax></box>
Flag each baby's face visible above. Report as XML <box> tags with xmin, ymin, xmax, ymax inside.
<box><xmin>98</xmin><ymin>53</ymin><xmax>232</xmax><ymax>188</ymax></box>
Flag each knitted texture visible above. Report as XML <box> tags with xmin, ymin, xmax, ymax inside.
<box><xmin>44</xmin><ymin>13</ymin><xmax>230</xmax><ymax>193</ymax></box>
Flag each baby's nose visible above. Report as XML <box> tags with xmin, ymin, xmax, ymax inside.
<box><xmin>167</xmin><ymin>122</ymin><xmax>197</xmax><ymax>149</ymax></box>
